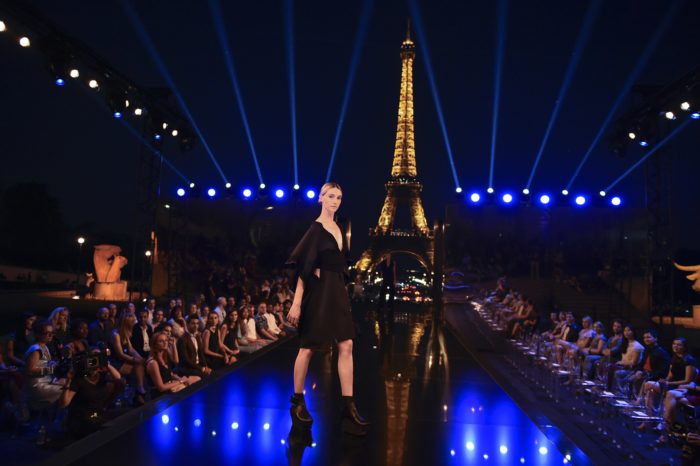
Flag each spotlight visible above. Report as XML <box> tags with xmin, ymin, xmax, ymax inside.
<box><xmin>455</xmin><ymin>187</ymin><xmax>462</xmax><ymax>194</ymax></box>
<box><xmin>470</xmin><ymin>192</ymin><xmax>481</xmax><ymax>203</ymax></box>
<box><xmin>176</xmin><ymin>188</ymin><xmax>185</xmax><ymax>197</ymax></box>
<box><xmin>499</xmin><ymin>445</ymin><xmax>508</xmax><ymax>455</ymax></box>
<box><xmin>502</xmin><ymin>193</ymin><xmax>513</xmax><ymax>204</ymax></box>
<box><xmin>539</xmin><ymin>194</ymin><xmax>551</xmax><ymax>205</ymax></box>
<box><xmin>55</xmin><ymin>77</ymin><xmax>65</xmax><ymax>86</ymax></box>
<box><xmin>154</xmin><ymin>134</ymin><xmax>162</xmax><ymax>141</ymax></box>
<box><xmin>522</xmin><ymin>188</ymin><xmax>530</xmax><ymax>195</ymax></box>
<box><xmin>231</xmin><ymin>422</ymin><xmax>239</xmax><ymax>430</ymax></box>
<box><xmin>145</xmin><ymin>250</ymin><xmax>152</xmax><ymax>257</ymax></box>
<box><xmin>19</xmin><ymin>36</ymin><xmax>30</xmax><ymax>47</ymax></box>
<box><xmin>194</xmin><ymin>419</ymin><xmax>202</xmax><ymax>427</ymax></box>
<box><xmin>611</xmin><ymin>196</ymin><xmax>622</xmax><ymax>206</ymax></box>
<box><xmin>161</xmin><ymin>415</ymin><xmax>170</xmax><ymax>425</ymax></box>
<box><xmin>275</xmin><ymin>189</ymin><xmax>285</xmax><ymax>199</ymax></box>
<box><xmin>306</xmin><ymin>189</ymin><xmax>316</xmax><ymax>199</ymax></box>
<box><xmin>639</xmin><ymin>140</ymin><xmax>649</xmax><ymax>147</ymax></box>
<box><xmin>259</xmin><ymin>183</ymin><xmax>266</xmax><ymax>189</ymax></box>
<box><xmin>0</xmin><ymin>21</ymin><xmax>6</xmax><ymax>32</ymax></box>
<box><xmin>680</xmin><ymin>101</ymin><xmax>690</xmax><ymax>111</ymax></box>
<box><xmin>113</xmin><ymin>111</ymin><xmax>122</xmax><ymax>119</ymax></box>
<box><xmin>628</xmin><ymin>132</ymin><xmax>636</xmax><ymax>140</ymax></box>
<box><xmin>575</xmin><ymin>195</ymin><xmax>586</xmax><ymax>206</ymax></box>
<box><xmin>242</xmin><ymin>188</ymin><xmax>253</xmax><ymax>199</ymax></box>
<box><xmin>162</xmin><ymin>122</ymin><xmax>168</xmax><ymax>130</ymax></box>
<box><xmin>487</xmin><ymin>187</ymin><xmax>494</xmax><ymax>194</ymax></box>
<box><xmin>664</xmin><ymin>111</ymin><xmax>676</xmax><ymax>120</ymax></box>
<box><xmin>207</xmin><ymin>188</ymin><xmax>216</xmax><ymax>198</ymax></box>
<box><xmin>466</xmin><ymin>441</ymin><xmax>475</xmax><ymax>451</ymax></box>
<box><xmin>168</xmin><ymin>129</ymin><xmax>177</xmax><ymax>137</ymax></box>
<box><xmin>691</xmin><ymin>112</ymin><xmax>700</xmax><ymax>119</ymax></box>
<box><xmin>538</xmin><ymin>447</ymin><xmax>548</xmax><ymax>455</ymax></box>
<box><xmin>88</xmin><ymin>79</ymin><xmax>99</xmax><ymax>89</ymax></box>
<box><xmin>293</xmin><ymin>184</ymin><xmax>300</xmax><ymax>190</ymax></box>
<box><xmin>189</xmin><ymin>182</ymin><xmax>196</xmax><ymax>188</ymax></box>
<box><xmin>225</xmin><ymin>182</ymin><xmax>232</xmax><ymax>189</ymax></box>
<box><xmin>599</xmin><ymin>190</ymin><xmax>606</xmax><ymax>197</ymax></box>
<box><xmin>134</xmin><ymin>107</ymin><xmax>143</xmax><ymax>116</ymax></box>
<box><xmin>263</xmin><ymin>423</ymin><xmax>270</xmax><ymax>430</ymax></box>
<box><xmin>69</xmin><ymin>68</ymin><xmax>79</xmax><ymax>78</ymax></box>
<box><xmin>561</xmin><ymin>189</ymin><xmax>569</xmax><ymax>196</ymax></box>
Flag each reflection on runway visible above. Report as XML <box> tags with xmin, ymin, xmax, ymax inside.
<box><xmin>69</xmin><ymin>303</ymin><xmax>571</xmax><ymax>465</ymax></box>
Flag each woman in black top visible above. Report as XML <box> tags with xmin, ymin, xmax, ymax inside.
<box><xmin>201</xmin><ymin>312</ymin><xmax>229</xmax><ymax>369</ymax></box>
<box><xmin>285</xmin><ymin>182</ymin><xmax>368</xmax><ymax>435</ymax></box>
<box><xmin>220</xmin><ymin>310</ymin><xmax>241</xmax><ymax>363</ymax></box>
<box><xmin>657</xmin><ymin>338</ymin><xmax>698</xmax><ymax>443</ymax></box>
<box><xmin>146</xmin><ymin>332</ymin><xmax>199</xmax><ymax>397</ymax></box>
<box><xmin>6</xmin><ymin>311</ymin><xmax>37</xmax><ymax>367</ymax></box>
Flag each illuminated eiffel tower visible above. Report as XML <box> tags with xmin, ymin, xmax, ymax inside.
<box><xmin>356</xmin><ymin>27</ymin><xmax>436</xmax><ymax>276</ymax></box>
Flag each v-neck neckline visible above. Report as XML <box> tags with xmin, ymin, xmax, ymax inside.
<box><xmin>315</xmin><ymin>221</ymin><xmax>343</xmax><ymax>252</ymax></box>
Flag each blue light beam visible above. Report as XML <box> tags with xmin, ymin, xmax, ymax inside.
<box><xmin>285</xmin><ymin>0</ymin><xmax>299</xmax><ymax>186</ymax></box>
<box><xmin>209</xmin><ymin>0</ymin><xmax>264</xmax><ymax>185</ymax></box>
<box><xmin>324</xmin><ymin>0</ymin><xmax>374</xmax><ymax>183</ymax></box>
<box><xmin>122</xmin><ymin>0</ymin><xmax>229</xmax><ymax>183</ymax></box>
<box><xmin>408</xmin><ymin>0</ymin><xmax>461</xmax><ymax>190</ymax></box>
<box><xmin>603</xmin><ymin>118</ymin><xmax>691</xmax><ymax>192</ymax></box>
<box><xmin>566</xmin><ymin>2</ymin><xmax>680</xmax><ymax>190</ymax></box>
<box><xmin>488</xmin><ymin>0</ymin><xmax>509</xmax><ymax>189</ymax></box>
<box><xmin>526</xmin><ymin>0</ymin><xmax>602</xmax><ymax>189</ymax></box>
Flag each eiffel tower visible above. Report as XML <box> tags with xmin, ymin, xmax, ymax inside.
<box><xmin>356</xmin><ymin>27</ymin><xmax>437</xmax><ymax>277</ymax></box>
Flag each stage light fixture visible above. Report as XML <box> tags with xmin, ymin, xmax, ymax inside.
<box><xmin>575</xmin><ymin>195</ymin><xmax>586</xmax><ymax>206</ymax></box>
<box><xmin>664</xmin><ymin>111</ymin><xmax>676</xmax><ymax>120</ymax></box>
<box><xmin>487</xmin><ymin>187</ymin><xmax>494</xmax><ymax>194</ymax></box>
<box><xmin>455</xmin><ymin>187</ymin><xmax>462</xmax><ymax>194</ymax></box>
<box><xmin>225</xmin><ymin>182</ymin><xmax>232</xmax><ymax>189</ymax></box>
<box><xmin>189</xmin><ymin>182</ymin><xmax>196</xmax><ymax>188</ymax></box>
<box><xmin>502</xmin><ymin>193</ymin><xmax>513</xmax><ymax>204</ymax></box>
<box><xmin>562</xmin><ymin>189</ymin><xmax>569</xmax><ymax>195</ymax></box>
<box><xmin>171</xmin><ymin>129</ymin><xmax>178</xmax><ymax>137</ymax></box>
<box><xmin>466</xmin><ymin>441</ymin><xmax>475</xmax><ymax>451</ymax></box>
<box><xmin>176</xmin><ymin>188</ymin><xmax>185</xmax><ymax>197</ymax></box>
<box><xmin>88</xmin><ymin>79</ymin><xmax>98</xmax><ymax>89</ymax></box>
<box><xmin>275</xmin><ymin>189</ymin><xmax>285</xmax><ymax>199</ymax></box>
<box><xmin>599</xmin><ymin>190</ymin><xmax>606</xmax><ymax>197</ymax></box>
<box><xmin>306</xmin><ymin>189</ymin><xmax>316</xmax><ymax>199</ymax></box>
<box><xmin>259</xmin><ymin>183</ymin><xmax>266</xmax><ymax>189</ymax></box>
<box><xmin>691</xmin><ymin>112</ymin><xmax>700</xmax><ymax>119</ymax></box>
<box><xmin>628</xmin><ymin>132</ymin><xmax>636</xmax><ymax>140</ymax></box>
<box><xmin>207</xmin><ymin>188</ymin><xmax>216</xmax><ymax>197</ymax></box>
<box><xmin>162</xmin><ymin>122</ymin><xmax>168</xmax><ymax>130</ymax></box>
<box><xmin>154</xmin><ymin>133</ymin><xmax>162</xmax><ymax>141</ymax></box>
<box><xmin>0</xmin><ymin>21</ymin><xmax>6</xmax><ymax>32</ymax></box>
<box><xmin>539</xmin><ymin>194</ymin><xmax>551</xmax><ymax>205</ymax></box>
<box><xmin>680</xmin><ymin>101</ymin><xmax>690</xmax><ymax>111</ymax></box>
<box><xmin>470</xmin><ymin>193</ymin><xmax>481</xmax><ymax>203</ymax></box>
<box><xmin>611</xmin><ymin>196</ymin><xmax>622</xmax><ymax>206</ymax></box>
<box><xmin>134</xmin><ymin>107</ymin><xmax>143</xmax><ymax>116</ymax></box>
<box><xmin>19</xmin><ymin>36</ymin><xmax>30</xmax><ymax>47</ymax></box>
<box><xmin>69</xmin><ymin>69</ymin><xmax>79</xmax><ymax>78</ymax></box>
<box><xmin>242</xmin><ymin>188</ymin><xmax>252</xmax><ymax>199</ymax></box>
<box><xmin>522</xmin><ymin>188</ymin><xmax>530</xmax><ymax>195</ymax></box>
<box><xmin>293</xmin><ymin>184</ymin><xmax>300</xmax><ymax>190</ymax></box>
<box><xmin>113</xmin><ymin>111</ymin><xmax>122</xmax><ymax>119</ymax></box>
<box><xmin>55</xmin><ymin>77</ymin><xmax>65</xmax><ymax>86</ymax></box>
<box><xmin>639</xmin><ymin>140</ymin><xmax>649</xmax><ymax>147</ymax></box>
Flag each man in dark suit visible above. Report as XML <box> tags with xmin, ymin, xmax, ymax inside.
<box><xmin>177</xmin><ymin>318</ymin><xmax>212</xmax><ymax>377</ymax></box>
<box><xmin>88</xmin><ymin>307</ymin><xmax>113</xmax><ymax>347</ymax></box>
<box><xmin>130</xmin><ymin>309</ymin><xmax>153</xmax><ymax>358</ymax></box>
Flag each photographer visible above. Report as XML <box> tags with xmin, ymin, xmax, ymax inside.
<box><xmin>58</xmin><ymin>352</ymin><xmax>125</xmax><ymax>439</ymax></box>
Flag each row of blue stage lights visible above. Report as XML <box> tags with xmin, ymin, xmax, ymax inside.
<box><xmin>457</xmin><ymin>188</ymin><xmax>622</xmax><ymax>208</ymax></box>
<box><xmin>175</xmin><ymin>184</ymin><xmax>317</xmax><ymax>201</ymax></box>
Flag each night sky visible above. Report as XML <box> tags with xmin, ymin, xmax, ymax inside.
<box><xmin>1</xmin><ymin>0</ymin><xmax>699</xmax><ymax>254</ymax></box>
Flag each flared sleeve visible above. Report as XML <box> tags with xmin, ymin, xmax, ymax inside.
<box><xmin>285</xmin><ymin>223</ymin><xmax>321</xmax><ymax>287</ymax></box>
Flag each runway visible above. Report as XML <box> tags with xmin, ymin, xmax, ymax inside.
<box><xmin>65</xmin><ymin>303</ymin><xmax>571</xmax><ymax>465</ymax></box>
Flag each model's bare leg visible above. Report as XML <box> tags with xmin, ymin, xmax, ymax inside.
<box><xmin>293</xmin><ymin>348</ymin><xmax>313</xmax><ymax>393</ymax></box>
<box><xmin>337</xmin><ymin>339</ymin><xmax>354</xmax><ymax>396</ymax></box>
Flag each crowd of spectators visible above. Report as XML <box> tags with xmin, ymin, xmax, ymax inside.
<box><xmin>0</xmin><ymin>272</ymin><xmax>297</xmax><ymax>446</ymax></box>
<box><xmin>479</xmin><ymin>277</ymin><xmax>700</xmax><ymax>457</ymax></box>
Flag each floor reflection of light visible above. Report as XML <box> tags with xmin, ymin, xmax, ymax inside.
<box><xmin>520</xmin><ymin>458</ymin><xmax>525</xmax><ymax>463</ymax></box>
<box><xmin>247</xmin><ymin>431</ymin><xmax>252</xmax><ymax>438</ymax></box>
<box><xmin>539</xmin><ymin>446</ymin><xmax>548</xmax><ymax>455</ymax></box>
<box><xmin>211</xmin><ymin>430</ymin><xmax>217</xmax><ymax>436</ymax></box>
<box><xmin>174</xmin><ymin>427</ymin><xmax>179</xmax><ymax>432</ymax></box>
<box><xmin>450</xmin><ymin>449</ymin><xmax>456</xmax><ymax>456</ymax></box>
<box><xmin>231</xmin><ymin>422</ymin><xmax>239</xmax><ymax>430</ymax></box>
<box><xmin>161</xmin><ymin>414</ymin><xmax>169</xmax><ymax>425</ymax></box>
<box><xmin>466</xmin><ymin>441</ymin><xmax>475</xmax><ymax>451</ymax></box>
<box><xmin>263</xmin><ymin>423</ymin><xmax>270</xmax><ymax>430</ymax></box>
<box><xmin>500</xmin><ymin>445</ymin><xmax>508</xmax><ymax>454</ymax></box>
<box><xmin>194</xmin><ymin>419</ymin><xmax>202</xmax><ymax>427</ymax></box>
<box><xmin>483</xmin><ymin>453</ymin><xmax>489</xmax><ymax>459</ymax></box>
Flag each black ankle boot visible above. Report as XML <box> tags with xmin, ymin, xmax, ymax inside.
<box><xmin>290</xmin><ymin>393</ymin><xmax>313</xmax><ymax>427</ymax></box>
<box><xmin>341</xmin><ymin>396</ymin><xmax>370</xmax><ymax>435</ymax></box>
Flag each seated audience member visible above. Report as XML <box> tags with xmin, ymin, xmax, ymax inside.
<box><xmin>144</xmin><ymin>298</ymin><xmax>157</xmax><ymax>325</ymax></box>
<box><xmin>201</xmin><ymin>313</ymin><xmax>232</xmax><ymax>369</ymax></box>
<box><xmin>220</xmin><ymin>311</ymin><xmax>241</xmax><ymax>363</ymax></box>
<box><xmin>507</xmin><ymin>298</ymin><xmax>536</xmax><ymax>338</ymax></box>
<box><xmin>130</xmin><ymin>309</ymin><xmax>153</xmax><ymax>359</ymax></box>
<box><xmin>176</xmin><ymin>318</ymin><xmax>211</xmax><ymax>377</ymax></box>
<box><xmin>559</xmin><ymin>316</ymin><xmax>594</xmax><ymax>366</ymax></box>
<box><xmin>156</xmin><ymin>323</ymin><xmax>179</xmax><ymax>366</ymax></box>
<box><xmin>147</xmin><ymin>332</ymin><xmax>200</xmax><ymax>397</ymax></box>
<box><xmin>657</xmin><ymin>338</ymin><xmax>698</xmax><ymax>442</ymax></box>
<box><xmin>213</xmin><ymin>297</ymin><xmax>228</xmax><ymax>322</ymax></box>
<box><xmin>167</xmin><ymin>306</ymin><xmax>187</xmax><ymax>339</ymax></box>
<box><xmin>151</xmin><ymin>308</ymin><xmax>166</xmax><ymax>330</ymax></box>
<box><xmin>612</xmin><ymin>325</ymin><xmax>644</xmax><ymax>396</ymax></box>
<box><xmin>48</xmin><ymin>306</ymin><xmax>70</xmax><ymax>358</ymax></box>
<box><xmin>66</xmin><ymin>320</ymin><xmax>90</xmax><ymax>356</ymax></box>
<box><xmin>633</xmin><ymin>329</ymin><xmax>670</xmax><ymax>410</ymax></box>
<box><xmin>58</xmin><ymin>354</ymin><xmax>125</xmax><ymax>439</ymax></box>
<box><xmin>88</xmin><ymin>307</ymin><xmax>112</xmax><ymax>347</ymax></box>
<box><xmin>245</xmin><ymin>305</ymin><xmax>271</xmax><ymax>347</ymax></box>
<box><xmin>24</xmin><ymin>320</ymin><xmax>67</xmax><ymax>407</ymax></box>
<box><xmin>551</xmin><ymin>312</ymin><xmax>579</xmax><ymax>363</ymax></box>
<box><xmin>110</xmin><ymin>309</ymin><xmax>147</xmax><ymax>405</ymax></box>
<box><xmin>6</xmin><ymin>311</ymin><xmax>37</xmax><ymax>367</ymax></box>
<box><xmin>260</xmin><ymin>302</ymin><xmax>286</xmax><ymax>338</ymax></box>
<box><xmin>107</xmin><ymin>303</ymin><xmax>118</xmax><ymax>327</ymax></box>
<box><xmin>580</xmin><ymin>321</ymin><xmax>607</xmax><ymax>379</ymax></box>
<box><xmin>254</xmin><ymin>302</ymin><xmax>278</xmax><ymax>341</ymax></box>
<box><xmin>273</xmin><ymin>301</ymin><xmax>296</xmax><ymax>333</ymax></box>
<box><xmin>237</xmin><ymin>308</ymin><xmax>266</xmax><ymax>352</ymax></box>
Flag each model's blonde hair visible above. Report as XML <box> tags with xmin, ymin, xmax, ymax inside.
<box><xmin>318</xmin><ymin>182</ymin><xmax>342</xmax><ymax>204</ymax></box>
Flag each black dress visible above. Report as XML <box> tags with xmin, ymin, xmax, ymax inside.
<box><xmin>286</xmin><ymin>221</ymin><xmax>355</xmax><ymax>350</ymax></box>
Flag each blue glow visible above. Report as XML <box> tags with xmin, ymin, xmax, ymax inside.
<box><xmin>194</xmin><ymin>418</ymin><xmax>202</xmax><ymax>427</ymax></box>
<box><xmin>306</xmin><ymin>189</ymin><xmax>316</xmax><ymax>199</ymax></box>
<box><xmin>502</xmin><ymin>193</ymin><xmax>513</xmax><ymax>204</ymax></box>
<box><xmin>154</xmin><ymin>134</ymin><xmax>162</xmax><ymax>140</ymax></box>
<box><xmin>207</xmin><ymin>188</ymin><xmax>216</xmax><ymax>197</ymax></box>
<box><xmin>611</xmin><ymin>196</ymin><xmax>621</xmax><ymax>206</ymax></box>
<box><xmin>455</xmin><ymin>187</ymin><xmax>462</xmax><ymax>193</ymax></box>
<box><xmin>161</xmin><ymin>414</ymin><xmax>169</xmax><ymax>425</ymax></box>
<box><xmin>639</xmin><ymin>140</ymin><xmax>649</xmax><ymax>147</ymax></box>
<box><xmin>114</xmin><ymin>111</ymin><xmax>122</xmax><ymax>119</ymax></box>
<box><xmin>566</xmin><ymin>2</ymin><xmax>680</xmax><ymax>190</ymax></box>
<box><xmin>470</xmin><ymin>193</ymin><xmax>481</xmax><ymax>203</ymax></box>
<box><xmin>691</xmin><ymin>112</ymin><xmax>700</xmax><ymax>119</ymax></box>
<box><xmin>539</xmin><ymin>194</ymin><xmax>551</xmax><ymax>205</ymax></box>
<box><xmin>176</xmin><ymin>188</ymin><xmax>186</xmax><ymax>197</ymax></box>
<box><xmin>325</xmin><ymin>0</ymin><xmax>373</xmax><ymax>182</ymax></box>
<box><xmin>487</xmin><ymin>0</ymin><xmax>509</xmax><ymax>190</ymax></box>
<box><xmin>293</xmin><ymin>184</ymin><xmax>300</xmax><ymax>190</ymax></box>
<box><xmin>55</xmin><ymin>78</ymin><xmax>65</xmax><ymax>86</ymax></box>
<box><xmin>275</xmin><ymin>189</ymin><xmax>285</xmax><ymax>199</ymax></box>
<box><xmin>285</xmin><ymin>0</ymin><xmax>299</xmax><ymax>186</ymax></box>
<box><xmin>575</xmin><ymin>195</ymin><xmax>586</xmax><ymax>206</ymax></box>
<box><xmin>487</xmin><ymin>187</ymin><xmax>494</xmax><ymax>194</ymax></box>
<box><xmin>561</xmin><ymin>189</ymin><xmax>569</xmax><ymax>196</ymax></box>
<box><xmin>450</xmin><ymin>449</ymin><xmax>455</xmax><ymax>457</ymax></box>
<box><xmin>242</xmin><ymin>188</ymin><xmax>252</xmax><ymax>199</ymax></box>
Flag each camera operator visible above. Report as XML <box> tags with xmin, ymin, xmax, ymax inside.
<box><xmin>58</xmin><ymin>349</ymin><xmax>125</xmax><ymax>439</ymax></box>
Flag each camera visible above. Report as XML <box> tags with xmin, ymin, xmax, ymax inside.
<box><xmin>54</xmin><ymin>345</ymin><xmax>111</xmax><ymax>378</ymax></box>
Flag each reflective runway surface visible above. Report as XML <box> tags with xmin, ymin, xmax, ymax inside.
<box><xmin>70</xmin><ymin>305</ymin><xmax>574</xmax><ymax>465</ymax></box>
